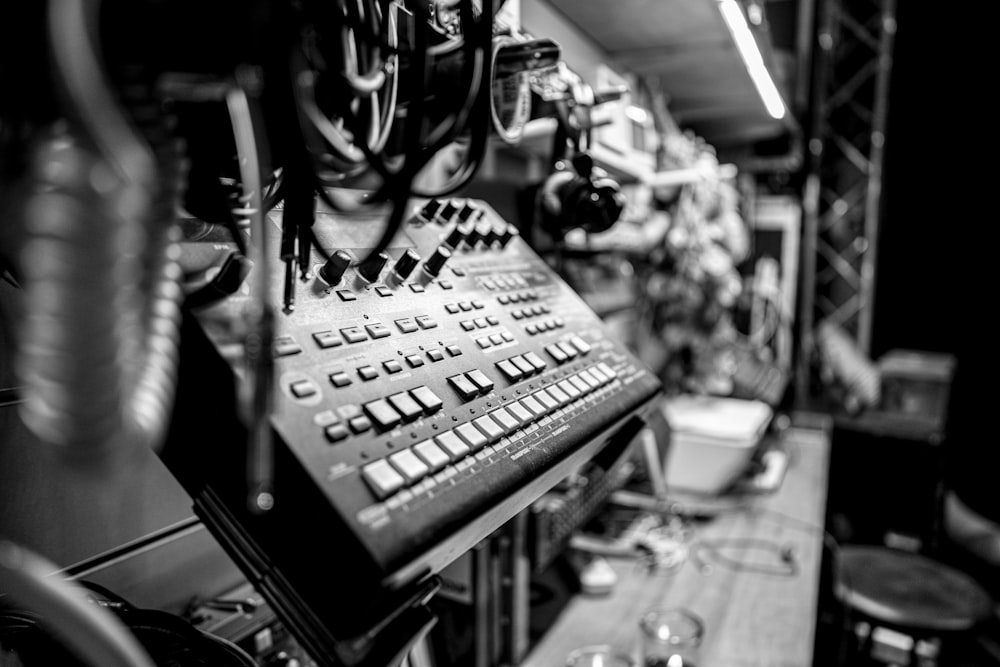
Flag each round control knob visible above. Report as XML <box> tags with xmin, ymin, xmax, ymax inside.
<box><xmin>357</xmin><ymin>251</ymin><xmax>389</xmax><ymax>283</ymax></box>
<box><xmin>461</xmin><ymin>222</ymin><xmax>482</xmax><ymax>249</ymax></box>
<box><xmin>473</xmin><ymin>219</ymin><xmax>493</xmax><ymax>249</ymax></box>
<box><xmin>457</xmin><ymin>201</ymin><xmax>481</xmax><ymax>223</ymax></box>
<box><xmin>419</xmin><ymin>199</ymin><xmax>442</xmax><ymax>222</ymax></box>
<box><xmin>422</xmin><ymin>245</ymin><xmax>452</xmax><ymax>278</ymax></box>
<box><xmin>499</xmin><ymin>224</ymin><xmax>520</xmax><ymax>248</ymax></box>
<box><xmin>484</xmin><ymin>221</ymin><xmax>506</xmax><ymax>248</ymax></box>
<box><xmin>437</xmin><ymin>199</ymin><xmax>459</xmax><ymax>222</ymax></box>
<box><xmin>443</xmin><ymin>223</ymin><xmax>467</xmax><ymax>250</ymax></box>
<box><xmin>392</xmin><ymin>248</ymin><xmax>420</xmax><ymax>281</ymax></box>
<box><xmin>317</xmin><ymin>249</ymin><xmax>352</xmax><ymax>286</ymax></box>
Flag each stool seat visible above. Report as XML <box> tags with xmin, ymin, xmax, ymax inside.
<box><xmin>835</xmin><ymin>545</ymin><xmax>994</xmax><ymax>633</ymax></box>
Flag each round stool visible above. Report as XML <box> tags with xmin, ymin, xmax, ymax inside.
<box><xmin>834</xmin><ymin>545</ymin><xmax>994</xmax><ymax>666</ymax></box>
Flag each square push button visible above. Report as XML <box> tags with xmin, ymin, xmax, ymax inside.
<box><xmin>570</xmin><ymin>336</ymin><xmax>592</xmax><ymax>355</ymax></box>
<box><xmin>357</xmin><ymin>365</ymin><xmax>379</xmax><ymax>381</ymax></box>
<box><xmin>324</xmin><ymin>423</ymin><xmax>350</xmax><ymax>443</ymax></box>
<box><xmin>395</xmin><ymin>318</ymin><xmax>419</xmax><ymax>333</ymax></box>
<box><xmin>519</xmin><ymin>395</ymin><xmax>547</xmax><ymax>418</ymax></box>
<box><xmin>589</xmin><ymin>367</ymin><xmax>610</xmax><ymax>385</ymax></box>
<box><xmin>505</xmin><ymin>402</ymin><xmax>534</xmax><ymax>426</ymax></box>
<box><xmin>383</xmin><ymin>359</ymin><xmax>403</xmax><ymax>374</ymax></box>
<box><xmin>547</xmin><ymin>384</ymin><xmax>572</xmax><ymax>406</ymax></box>
<box><xmin>363</xmin><ymin>399</ymin><xmax>402</xmax><ymax>432</ymax></box>
<box><xmin>349</xmin><ymin>415</ymin><xmax>372</xmax><ymax>434</ymax></box>
<box><xmin>405</xmin><ymin>355</ymin><xmax>425</xmax><ymax>368</ymax></box>
<box><xmin>435</xmin><ymin>431</ymin><xmax>470</xmax><ymax>461</ymax></box>
<box><xmin>569</xmin><ymin>375</ymin><xmax>591</xmax><ymax>395</ymax></box>
<box><xmin>509</xmin><ymin>355</ymin><xmax>535</xmax><ymax>376</ymax></box>
<box><xmin>415</xmin><ymin>316</ymin><xmax>437</xmax><ymax>329</ymax></box>
<box><xmin>448</xmin><ymin>374</ymin><xmax>480</xmax><ymax>401</ymax></box>
<box><xmin>340</xmin><ymin>327</ymin><xmax>367</xmax><ymax>344</ymax></box>
<box><xmin>365</xmin><ymin>322</ymin><xmax>391</xmax><ymax>339</ymax></box>
<box><xmin>489</xmin><ymin>408</ymin><xmax>519</xmax><ymax>435</ymax></box>
<box><xmin>523</xmin><ymin>351</ymin><xmax>548</xmax><ymax>373</ymax></box>
<box><xmin>578</xmin><ymin>369</ymin><xmax>601</xmax><ymax>390</ymax></box>
<box><xmin>496</xmin><ymin>359</ymin><xmax>523</xmax><ymax>382</ymax></box>
<box><xmin>466</xmin><ymin>369</ymin><xmax>494</xmax><ymax>393</ymax></box>
<box><xmin>290</xmin><ymin>379</ymin><xmax>318</xmax><ymax>399</ymax></box>
<box><xmin>313</xmin><ymin>331</ymin><xmax>343</xmax><ymax>349</ymax></box>
<box><xmin>389</xmin><ymin>449</ymin><xmax>429</xmax><ymax>483</ymax></box>
<box><xmin>273</xmin><ymin>336</ymin><xmax>302</xmax><ymax>357</ymax></box>
<box><xmin>361</xmin><ymin>460</ymin><xmax>405</xmax><ymax>500</ymax></box>
<box><xmin>329</xmin><ymin>372</ymin><xmax>352</xmax><ymax>388</ymax></box>
<box><xmin>446</xmin><ymin>345</ymin><xmax>463</xmax><ymax>357</ymax></box>
<box><xmin>413</xmin><ymin>440</ymin><xmax>450</xmax><ymax>472</ymax></box>
<box><xmin>473</xmin><ymin>416</ymin><xmax>504</xmax><ymax>444</ymax></box>
<box><xmin>388</xmin><ymin>392</ymin><xmax>423</xmax><ymax>422</ymax></box>
<box><xmin>545</xmin><ymin>344</ymin><xmax>568</xmax><ymax>364</ymax></box>
<box><xmin>410</xmin><ymin>386</ymin><xmax>444</xmax><ymax>414</ymax></box>
<box><xmin>427</xmin><ymin>349</ymin><xmax>444</xmax><ymax>362</ymax></box>
<box><xmin>336</xmin><ymin>290</ymin><xmax>357</xmax><ymax>302</ymax></box>
<box><xmin>557</xmin><ymin>341</ymin><xmax>579</xmax><ymax>360</ymax></box>
<box><xmin>455</xmin><ymin>423</ymin><xmax>488</xmax><ymax>451</ymax></box>
<box><xmin>533</xmin><ymin>388</ymin><xmax>559</xmax><ymax>411</ymax></box>
<box><xmin>557</xmin><ymin>380</ymin><xmax>580</xmax><ymax>400</ymax></box>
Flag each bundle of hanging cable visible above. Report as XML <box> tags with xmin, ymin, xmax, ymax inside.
<box><xmin>290</xmin><ymin>0</ymin><xmax>494</xmax><ymax>267</ymax></box>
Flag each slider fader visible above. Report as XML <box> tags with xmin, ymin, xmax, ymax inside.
<box><xmin>163</xmin><ymin>195</ymin><xmax>662</xmax><ymax>664</ymax></box>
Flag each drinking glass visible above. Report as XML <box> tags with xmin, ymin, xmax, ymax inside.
<box><xmin>638</xmin><ymin>607</ymin><xmax>704</xmax><ymax>667</ymax></box>
<box><xmin>565</xmin><ymin>644</ymin><xmax>636</xmax><ymax>667</ymax></box>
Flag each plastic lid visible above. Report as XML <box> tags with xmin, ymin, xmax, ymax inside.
<box><xmin>662</xmin><ymin>395</ymin><xmax>773</xmax><ymax>442</ymax></box>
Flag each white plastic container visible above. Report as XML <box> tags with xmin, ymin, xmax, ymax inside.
<box><xmin>660</xmin><ymin>395</ymin><xmax>773</xmax><ymax>495</ymax></box>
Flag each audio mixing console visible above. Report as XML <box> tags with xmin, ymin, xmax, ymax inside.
<box><xmin>163</xmin><ymin>195</ymin><xmax>662</xmax><ymax>665</ymax></box>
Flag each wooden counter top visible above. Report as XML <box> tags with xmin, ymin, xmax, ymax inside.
<box><xmin>518</xmin><ymin>415</ymin><xmax>832</xmax><ymax>667</ymax></box>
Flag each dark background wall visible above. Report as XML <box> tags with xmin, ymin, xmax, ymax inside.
<box><xmin>873</xmin><ymin>3</ymin><xmax>995</xmax><ymax>501</ymax></box>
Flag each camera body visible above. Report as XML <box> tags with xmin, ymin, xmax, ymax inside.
<box><xmin>538</xmin><ymin>152</ymin><xmax>626</xmax><ymax>238</ymax></box>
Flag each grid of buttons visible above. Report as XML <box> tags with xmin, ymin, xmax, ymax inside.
<box><xmin>496</xmin><ymin>290</ymin><xmax>539</xmax><ymax>305</ymax></box>
<box><xmin>357</xmin><ymin>384</ymin><xmax>445</xmax><ymax>433</ymax></box>
<box><xmin>445</xmin><ymin>300</ymin><xmax>485</xmax><ymax>314</ymax></box>
<box><xmin>544</xmin><ymin>335</ymin><xmax>593</xmax><ymax>363</ymax></box>
<box><xmin>357</xmin><ymin>361</ymin><xmax>620</xmax><ymax>501</ymax></box>
<box><xmin>495</xmin><ymin>351</ymin><xmax>547</xmax><ymax>382</ymax></box>
<box><xmin>480</xmin><ymin>274</ymin><xmax>529</xmax><ymax>291</ymax></box>
<box><xmin>474</xmin><ymin>330</ymin><xmax>514</xmax><ymax>349</ymax></box>
<box><xmin>510</xmin><ymin>304</ymin><xmax>550</xmax><ymax>320</ymax></box>
<box><xmin>524</xmin><ymin>317</ymin><xmax>565</xmax><ymax>335</ymax></box>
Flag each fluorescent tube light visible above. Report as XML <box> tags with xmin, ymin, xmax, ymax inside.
<box><xmin>718</xmin><ymin>0</ymin><xmax>787</xmax><ymax>120</ymax></box>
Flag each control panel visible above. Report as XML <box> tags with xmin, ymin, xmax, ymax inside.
<box><xmin>163</xmin><ymin>195</ymin><xmax>662</xmax><ymax>665</ymax></box>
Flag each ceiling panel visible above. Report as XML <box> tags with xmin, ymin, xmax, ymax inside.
<box><xmin>544</xmin><ymin>0</ymin><xmax>795</xmax><ymax>151</ymax></box>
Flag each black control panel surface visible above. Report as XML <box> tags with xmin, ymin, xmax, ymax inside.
<box><xmin>164</xmin><ymin>195</ymin><xmax>662</xmax><ymax>663</ymax></box>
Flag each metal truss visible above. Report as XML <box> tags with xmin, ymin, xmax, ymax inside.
<box><xmin>798</xmin><ymin>0</ymin><xmax>896</xmax><ymax>385</ymax></box>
